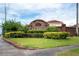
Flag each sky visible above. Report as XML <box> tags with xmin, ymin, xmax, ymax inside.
<box><xmin>0</xmin><ymin>3</ymin><xmax>79</xmax><ymax>34</ymax></box>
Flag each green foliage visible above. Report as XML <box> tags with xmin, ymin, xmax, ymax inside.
<box><xmin>27</xmin><ymin>30</ymin><xmax>46</xmax><ymax>33</ymax></box>
<box><xmin>10</xmin><ymin>37</ymin><xmax>79</xmax><ymax>49</ymax></box>
<box><xmin>58</xmin><ymin>48</ymin><xmax>79</xmax><ymax>56</ymax></box>
<box><xmin>19</xmin><ymin>25</ymin><xmax>29</xmax><ymax>33</ymax></box>
<box><xmin>46</xmin><ymin>26</ymin><xmax>59</xmax><ymax>32</ymax></box>
<box><xmin>43</xmin><ymin>32</ymin><xmax>69</xmax><ymax>39</ymax></box>
<box><xmin>2</xmin><ymin>20</ymin><xmax>23</xmax><ymax>33</ymax></box>
<box><xmin>26</xmin><ymin>30</ymin><xmax>46</xmax><ymax>38</ymax></box>
<box><xmin>4</xmin><ymin>31</ymin><xmax>25</xmax><ymax>38</ymax></box>
<box><xmin>26</xmin><ymin>33</ymin><xmax>43</xmax><ymax>38</ymax></box>
<box><xmin>4</xmin><ymin>31</ymin><xmax>44</xmax><ymax>38</ymax></box>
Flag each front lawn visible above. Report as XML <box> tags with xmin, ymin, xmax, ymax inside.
<box><xmin>8</xmin><ymin>37</ymin><xmax>79</xmax><ymax>49</ymax></box>
<box><xmin>58</xmin><ymin>48</ymin><xmax>79</xmax><ymax>56</ymax></box>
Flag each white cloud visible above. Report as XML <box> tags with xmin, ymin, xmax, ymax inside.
<box><xmin>15</xmin><ymin>3</ymin><xmax>62</xmax><ymax>10</ymax></box>
<box><xmin>0</xmin><ymin>3</ymin><xmax>76</xmax><ymax>26</ymax></box>
<box><xmin>0</xmin><ymin>3</ymin><xmax>77</xmax><ymax>34</ymax></box>
<box><xmin>20</xmin><ymin>3</ymin><xmax>75</xmax><ymax>26</ymax></box>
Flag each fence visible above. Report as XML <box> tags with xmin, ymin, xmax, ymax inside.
<box><xmin>58</xmin><ymin>24</ymin><xmax>79</xmax><ymax>36</ymax></box>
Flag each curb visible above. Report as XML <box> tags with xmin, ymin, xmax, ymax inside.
<box><xmin>3</xmin><ymin>38</ymin><xmax>36</xmax><ymax>50</ymax></box>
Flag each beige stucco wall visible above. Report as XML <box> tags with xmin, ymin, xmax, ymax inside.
<box><xmin>48</xmin><ymin>23</ymin><xmax>62</xmax><ymax>27</ymax></box>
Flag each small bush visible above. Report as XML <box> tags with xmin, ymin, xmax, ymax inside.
<box><xmin>43</xmin><ymin>32</ymin><xmax>69</xmax><ymax>39</ymax></box>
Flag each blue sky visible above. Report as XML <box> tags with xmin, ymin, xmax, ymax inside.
<box><xmin>0</xmin><ymin>3</ymin><xmax>79</xmax><ymax>34</ymax></box>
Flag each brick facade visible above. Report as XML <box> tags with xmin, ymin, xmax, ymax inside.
<box><xmin>29</xmin><ymin>19</ymin><xmax>48</xmax><ymax>30</ymax></box>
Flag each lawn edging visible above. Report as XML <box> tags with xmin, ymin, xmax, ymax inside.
<box><xmin>3</xmin><ymin>38</ymin><xmax>36</xmax><ymax>50</ymax></box>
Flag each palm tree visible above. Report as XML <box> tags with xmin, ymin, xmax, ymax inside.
<box><xmin>76</xmin><ymin>3</ymin><xmax>79</xmax><ymax>36</ymax></box>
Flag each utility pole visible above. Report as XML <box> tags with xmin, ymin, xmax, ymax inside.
<box><xmin>76</xmin><ymin>3</ymin><xmax>79</xmax><ymax>36</ymax></box>
<box><xmin>4</xmin><ymin>3</ymin><xmax>7</xmax><ymax>22</ymax></box>
<box><xmin>2</xmin><ymin>3</ymin><xmax>7</xmax><ymax>36</ymax></box>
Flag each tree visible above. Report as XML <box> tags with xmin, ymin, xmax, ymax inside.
<box><xmin>2</xmin><ymin>20</ymin><xmax>23</xmax><ymax>33</ymax></box>
<box><xmin>19</xmin><ymin>25</ymin><xmax>29</xmax><ymax>33</ymax></box>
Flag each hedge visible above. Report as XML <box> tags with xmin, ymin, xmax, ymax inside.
<box><xmin>4</xmin><ymin>31</ymin><xmax>69</xmax><ymax>39</ymax></box>
<box><xmin>4</xmin><ymin>31</ymin><xmax>25</xmax><ymax>38</ymax></box>
<box><xmin>25</xmin><ymin>30</ymin><xmax>46</xmax><ymax>38</ymax></box>
<box><xmin>26</xmin><ymin>33</ymin><xmax>43</xmax><ymax>38</ymax></box>
<box><xmin>27</xmin><ymin>30</ymin><xmax>46</xmax><ymax>33</ymax></box>
<box><xmin>4</xmin><ymin>31</ymin><xmax>44</xmax><ymax>38</ymax></box>
<box><xmin>43</xmin><ymin>32</ymin><xmax>69</xmax><ymax>39</ymax></box>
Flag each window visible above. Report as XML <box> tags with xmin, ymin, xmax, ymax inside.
<box><xmin>35</xmin><ymin>23</ymin><xmax>41</xmax><ymax>26</ymax></box>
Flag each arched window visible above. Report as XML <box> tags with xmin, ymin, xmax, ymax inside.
<box><xmin>35</xmin><ymin>23</ymin><xmax>41</xmax><ymax>26</ymax></box>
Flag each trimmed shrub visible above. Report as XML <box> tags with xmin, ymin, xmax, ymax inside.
<box><xmin>26</xmin><ymin>30</ymin><xmax>46</xmax><ymax>38</ymax></box>
<box><xmin>4</xmin><ymin>31</ymin><xmax>44</xmax><ymax>38</ymax></box>
<box><xmin>26</xmin><ymin>33</ymin><xmax>43</xmax><ymax>38</ymax></box>
<box><xmin>27</xmin><ymin>30</ymin><xmax>46</xmax><ymax>33</ymax></box>
<box><xmin>4</xmin><ymin>31</ymin><xmax>25</xmax><ymax>38</ymax></box>
<box><xmin>43</xmin><ymin>32</ymin><xmax>69</xmax><ymax>39</ymax></box>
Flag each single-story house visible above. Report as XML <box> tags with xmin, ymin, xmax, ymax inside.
<box><xmin>29</xmin><ymin>19</ymin><xmax>64</xmax><ymax>30</ymax></box>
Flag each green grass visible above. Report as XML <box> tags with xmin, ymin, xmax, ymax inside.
<box><xmin>58</xmin><ymin>48</ymin><xmax>79</xmax><ymax>56</ymax></box>
<box><xmin>9</xmin><ymin>37</ymin><xmax>79</xmax><ymax>49</ymax></box>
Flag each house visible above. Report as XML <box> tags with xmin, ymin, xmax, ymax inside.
<box><xmin>28</xmin><ymin>19</ymin><xmax>79</xmax><ymax>36</ymax></box>
<box><xmin>29</xmin><ymin>19</ymin><xmax>49</xmax><ymax>30</ymax></box>
<box><xmin>29</xmin><ymin>19</ymin><xmax>64</xmax><ymax>30</ymax></box>
<box><xmin>48</xmin><ymin>20</ymin><xmax>64</xmax><ymax>27</ymax></box>
<box><xmin>72</xmin><ymin>24</ymin><xmax>79</xmax><ymax>28</ymax></box>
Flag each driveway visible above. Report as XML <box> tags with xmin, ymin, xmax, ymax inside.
<box><xmin>0</xmin><ymin>37</ymin><xmax>79</xmax><ymax>56</ymax></box>
<box><xmin>0</xmin><ymin>37</ymin><xmax>26</xmax><ymax>56</ymax></box>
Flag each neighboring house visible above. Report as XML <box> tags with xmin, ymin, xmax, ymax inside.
<box><xmin>29</xmin><ymin>19</ymin><xmax>64</xmax><ymax>30</ymax></box>
<box><xmin>48</xmin><ymin>20</ymin><xmax>64</xmax><ymax>27</ymax></box>
<box><xmin>29</xmin><ymin>19</ymin><xmax>49</xmax><ymax>30</ymax></box>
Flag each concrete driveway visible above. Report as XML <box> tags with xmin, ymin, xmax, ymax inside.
<box><xmin>0</xmin><ymin>37</ymin><xmax>79</xmax><ymax>56</ymax></box>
